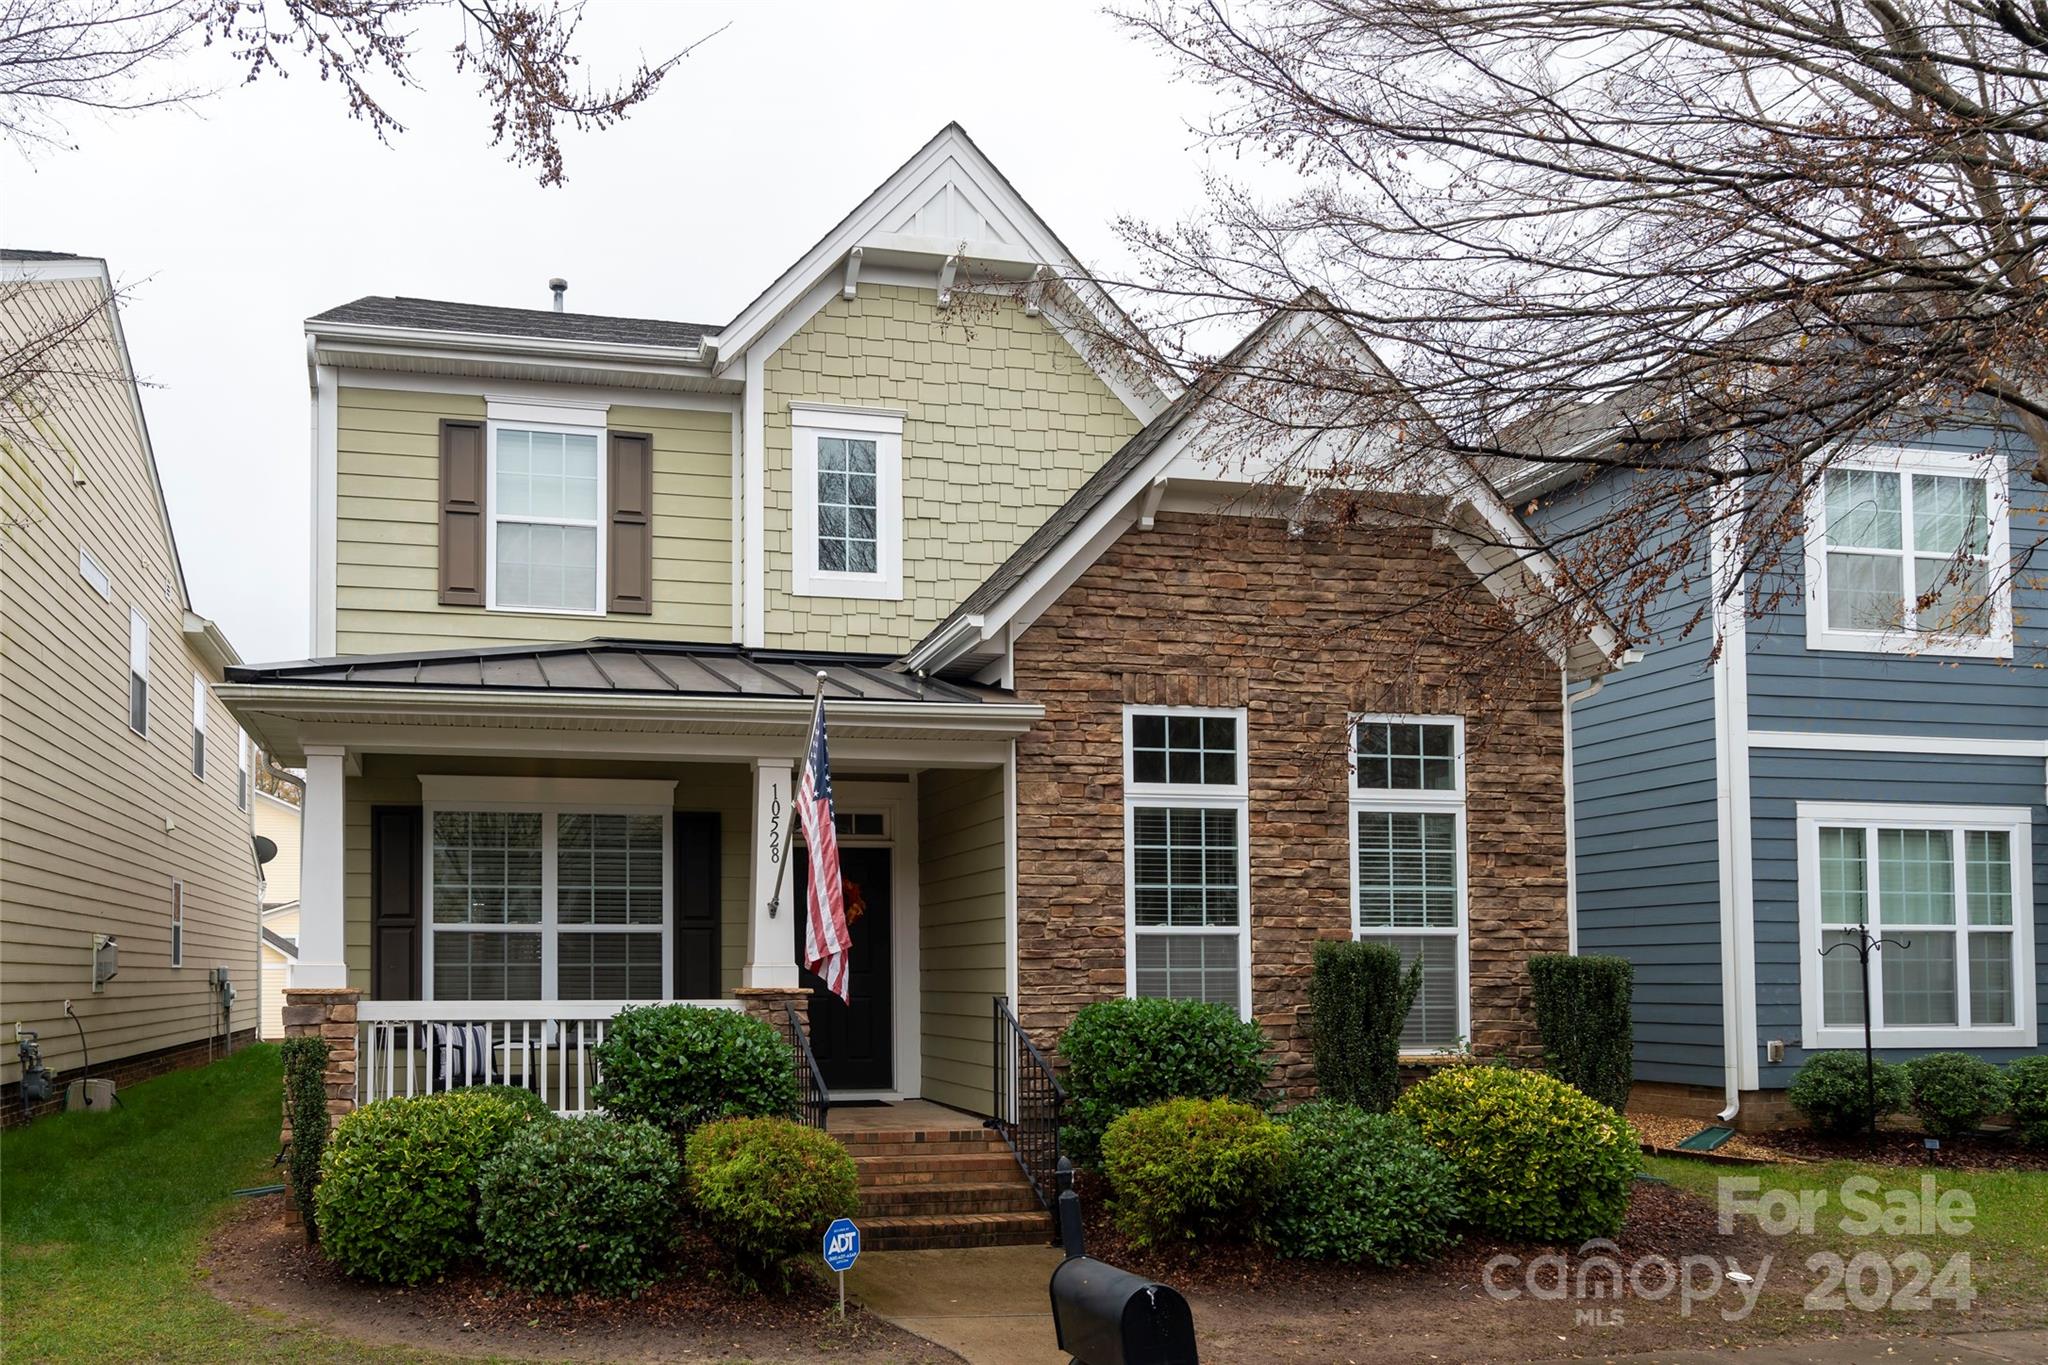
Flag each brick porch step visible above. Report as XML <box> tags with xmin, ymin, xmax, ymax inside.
<box><xmin>851</xmin><ymin>1151</ymin><xmax>1026</xmax><ymax>1183</ymax></box>
<box><xmin>858</xmin><ymin>1180</ymin><xmax>1046</xmax><ymax>1215</ymax></box>
<box><xmin>831</xmin><ymin>1114</ymin><xmax>1052</xmax><ymax>1249</ymax></box>
<box><xmin>855</xmin><ymin>1210</ymin><xmax>1054</xmax><ymax>1251</ymax></box>
<box><xmin>834</xmin><ymin>1130</ymin><xmax>1008</xmax><ymax>1158</ymax></box>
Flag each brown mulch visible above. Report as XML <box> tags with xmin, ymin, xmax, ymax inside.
<box><xmin>202</xmin><ymin>1196</ymin><xmax>957</xmax><ymax>1362</ymax></box>
<box><xmin>1626</xmin><ymin>1111</ymin><xmax>1783</xmax><ymax>1162</ymax></box>
<box><xmin>1738</xmin><ymin>1126</ymin><xmax>2048</xmax><ymax>1171</ymax></box>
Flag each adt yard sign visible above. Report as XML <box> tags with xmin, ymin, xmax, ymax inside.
<box><xmin>824</xmin><ymin>1218</ymin><xmax>861</xmax><ymax>1272</ymax></box>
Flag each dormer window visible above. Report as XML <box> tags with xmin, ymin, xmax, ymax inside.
<box><xmin>791</xmin><ymin>405</ymin><xmax>902</xmax><ymax>600</ymax></box>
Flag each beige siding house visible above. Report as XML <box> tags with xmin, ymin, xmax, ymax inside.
<box><xmin>254</xmin><ymin>789</ymin><xmax>302</xmax><ymax>1038</ymax></box>
<box><xmin>1</xmin><ymin>251</ymin><xmax>262</xmax><ymax>1106</ymax></box>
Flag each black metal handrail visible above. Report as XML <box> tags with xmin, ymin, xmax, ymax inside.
<box><xmin>785</xmin><ymin>1003</ymin><xmax>830</xmax><ymax>1130</ymax></box>
<box><xmin>990</xmin><ymin>994</ymin><xmax>1065</xmax><ymax>1209</ymax></box>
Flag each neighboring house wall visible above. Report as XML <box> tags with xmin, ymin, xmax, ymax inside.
<box><xmin>254</xmin><ymin>790</ymin><xmax>301</xmax><ymax>904</ymax></box>
<box><xmin>260</xmin><ymin>940</ymin><xmax>291</xmax><ymax>1039</ymax></box>
<box><xmin>917</xmin><ymin>764</ymin><xmax>1006</xmax><ymax>1114</ymax></box>
<box><xmin>763</xmin><ymin>286</ymin><xmax>1141</xmax><ymax>652</ymax></box>
<box><xmin>332</xmin><ymin>387</ymin><xmax>735</xmax><ymax>654</ymax></box>
<box><xmin>1011</xmin><ymin>511</ymin><xmax>1568</xmax><ymax>1091</ymax></box>
<box><xmin>0</xmin><ymin>273</ymin><xmax>261</xmax><ymax>1088</ymax></box>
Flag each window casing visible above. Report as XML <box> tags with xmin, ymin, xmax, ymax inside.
<box><xmin>1798</xmin><ymin>802</ymin><xmax>2035</xmax><ymax>1049</ymax></box>
<box><xmin>127</xmin><ymin>609</ymin><xmax>149</xmax><ymax>736</ymax></box>
<box><xmin>1805</xmin><ymin>446</ymin><xmax>2012</xmax><ymax>658</ymax></box>
<box><xmin>1123</xmin><ymin>707</ymin><xmax>1251</xmax><ymax>1019</ymax></box>
<box><xmin>791</xmin><ymin>405</ymin><xmax>903</xmax><ymax>600</ymax></box>
<box><xmin>236</xmin><ymin>731</ymin><xmax>250</xmax><ymax>811</ymax></box>
<box><xmin>169</xmin><ymin>878</ymin><xmax>184</xmax><ymax>968</ymax></box>
<box><xmin>1350</xmin><ymin>716</ymin><xmax>1469</xmax><ymax>1053</ymax></box>
<box><xmin>190</xmin><ymin>675</ymin><xmax>208</xmax><ymax>780</ymax></box>
<box><xmin>485</xmin><ymin>422</ymin><xmax>606</xmax><ymax>615</ymax></box>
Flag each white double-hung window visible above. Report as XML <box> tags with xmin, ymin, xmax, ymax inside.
<box><xmin>1806</xmin><ymin>445</ymin><xmax>2011</xmax><ymax>657</ymax></box>
<box><xmin>790</xmin><ymin>405</ymin><xmax>903</xmax><ymax>600</ymax></box>
<box><xmin>1350</xmin><ymin>716</ymin><xmax>1468</xmax><ymax>1053</ymax></box>
<box><xmin>422</xmin><ymin>778</ymin><xmax>673</xmax><ymax>1003</ymax></box>
<box><xmin>1798</xmin><ymin>802</ymin><xmax>2035</xmax><ymax>1049</ymax></box>
<box><xmin>1123</xmin><ymin>707</ymin><xmax>1251</xmax><ymax>1017</ymax></box>
<box><xmin>488</xmin><ymin>422</ymin><xmax>605</xmax><ymax>614</ymax></box>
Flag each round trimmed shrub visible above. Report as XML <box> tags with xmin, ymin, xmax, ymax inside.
<box><xmin>686</xmin><ymin>1116</ymin><xmax>857</xmax><ymax>1290</ymax></box>
<box><xmin>1099</xmin><ymin>1097</ymin><xmax>1295</xmax><ymax>1250</ymax></box>
<box><xmin>1267</xmin><ymin>1101</ymin><xmax>1463</xmax><ymax>1265</ymax></box>
<box><xmin>1905</xmin><ymin>1052</ymin><xmax>2011</xmax><ymax>1139</ymax></box>
<box><xmin>1788</xmin><ymin>1050</ymin><xmax>1909</xmax><ymax>1136</ymax></box>
<box><xmin>2006</xmin><ymin>1056</ymin><xmax>2048</xmax><ymax>1146</ymax></box>
<box><xmin>1058</xmin><ymin>997</ymin><xmax>1272</xmax><ymax>1169</ymax></box>
<box><xmin>478</xmin><ymin>1115</ymin><xmax>679</xmax><ymax>1296</ymax></box>
<box><xmin>593</xmin><ymin>1004</ymin><xmax>798</xmax><ymax>1140</ymax></box>
<box><xmin>1394</xmin><ymin>1065</ymin><xmax>1638</xmax><ymax>1243</ymax></box>
<box><xmin>316</xmin><ymin>1087</ymin><xmax>553</xmax><ymax>1284</ymax></box>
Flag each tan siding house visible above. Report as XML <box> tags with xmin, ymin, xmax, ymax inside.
<box><xmin>1</xmin><ymin>252</ymin><xmax>261</xmax><ymax>1100</ymax></box>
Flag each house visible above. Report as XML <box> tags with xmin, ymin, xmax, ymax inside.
<box><xmin>254</xmin><ymin>783</ymin><xmax>303</xmax><ymax>1039</ymax></box>
<box><xmin>0</xmin><ymin>250</ymin><xmax>263</xmax><ymax>1120</ymax></box>
<box><xmin>1524</xmin><ymin>420</ymin><xmax>2045</xmax><ymax>1127</ymax></box>
<box><xmin>218</xmin><ymin>127</ymin><xmax>1616</xmax><ymax>1219</ymax></box>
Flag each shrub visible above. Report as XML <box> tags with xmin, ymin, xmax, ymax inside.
<box><xmin>1267</xmin><ymin>1102</ymin><xmax>1462</xmax><ymax>1265</ymax></box>
<box><xmin>280</xmin><ymin>1036</ymin><xmax>330</xmax><ymax>1241</ymax></box>
<box><xmin>1394</xmin><ymin>1065</ymin><xmax>1638</xmax><ymax>1243</ymax></box>
<box><xmin>1057</xmin><ymin>998</ymin><xmax>1271</xmax><ymax>1168</ymax></box>
<box><xmin>1099</xmin><ymin>1098</ymin><xmax>1296</xmax><ymax>1250</ymax></box>
<box><xmin>1528</xmin><ymin>954</ymin><xmax>1635</xmax><ymax>1112</ymax></box>
<box><xmin>315</xmin><ymin>1087</ymin><xmax>553</xmax><ymax>1284</ymax></box>
<box><xmin>1905</xmin><ymin>1052</ymin><xmax>2011</xmax><ymax>1139</ymax></box>
<box><xmin>686</xmin><ymin>1117</ymin><xmax>858</xmax><ymax>1290</ymax></box>
<box><xmin>2006</xmin><ymin>1056</ymin><xmax>2048</xmax><ymax>1146</ymax></box>
<box><xmin>1307</xmin><ymin>941</ymin><xmax>1420</xmax><ymax>1112</ymax></box>
<box><xmin>478</xmin><ymin>1115</ymin><xmax>679</xmax><ymax>1296</ymax></box>
<box><xmin>1787</xmin><ymin>1050</ymin><xmax>1909</xmax><ymax>1136</ymax></box>
<box><xmin>593</xmin><ymin>1004</ymin><xmax>797</xmax><ymax>1141</ymax></box>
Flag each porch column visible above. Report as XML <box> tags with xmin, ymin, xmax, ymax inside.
<box><xmin>293</xmin><ymin>744</ymin><xmax>349</xmax><ymax>989</ymax></box>
<box><xmin>744</xmin><ymin>757</ymin><xmax>801</xmax><ymax>989</ymax></box>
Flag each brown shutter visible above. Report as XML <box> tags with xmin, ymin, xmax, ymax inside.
<box><xmin>438</xmin><ymin>419</ymin><xmax>486</xmax><ymax>606</ymax></box>
<box><xmin>673</xmin><ymin>812</ymin><xmax>720</xmax><ymax>999</ymax></box>
<box><xmin>607</xmin><ymin>430</ymin><xmax>654</xmax><ymax>615</ymax></box>
<box><xmin>370</xmin><ymin>805</ymin><xmax>423</xmax><ymax>1001</ymax></box>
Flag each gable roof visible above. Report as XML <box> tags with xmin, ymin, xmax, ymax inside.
<box><xmin>310</xmin><ymin>296</ymin><xmax>714</xmax><ymax>352</ymax></box>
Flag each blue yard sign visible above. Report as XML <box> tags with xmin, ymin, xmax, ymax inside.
<box><xmin>823</xmin><ymin>1217</ymin><xmax>861</xmax><ymax>1272</ymax></box>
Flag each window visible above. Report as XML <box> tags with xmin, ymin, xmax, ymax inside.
<box><xmin>189</xmin><ymin>675</ymin><xmax>208</xmax><ymax>780</ymax></box>
<box><xmin>487</xmin><ymin>424</ymin><xmax>605</xmax><ymax>613</ymax></box>
<box><xmin>236</xmin><ymin>731</ymin><xmax>250</xmax><ymax>811</ymax></box>
<box><xmin>78</xmin><ymin>548</ymin><xmax>110</xmax><ymax>600</ymax></box>
<box><xmin>791</xmin><ymin>405</ymin><xmax>903</xmax><ymax>600</ymax></box>
<box><xmin>1124</xmin><ymin>708</ymin><xmax>1250</xmax><ymax>1017</ymax></box>
<box><xmin>1798</xmin><ymin>802</ymin><xmax>2035</xmax><ymax>1049</ymax></box>
<box><xmin>1351</xmin><ymin>716</ymin><xmax>1468</xmax><ymax>1052</ymax></box>
<box><xmin>169</xmin><ymin>879</ymin><xmax>184</xmax><ymax>967</ymax></box>
<box><xmin>1806</xmin><ymin>447</ymin><xmax>2011</xmax><ymax>657</ymax></box>
<box><xmin>834</xmin><ymin>810</ymin><xmax>886</xmax><ymax>839</ymax></box>
<box><xmin>424</xmin><ymin>797</ymin><xmax>671</xmax><ymax>1003</ymax></box>
<box><xmin>127</xmin><ymin>608</ymin><xmax>149</xmax><ymax>736</ymax></box>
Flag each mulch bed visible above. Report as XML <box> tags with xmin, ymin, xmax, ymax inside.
<box><xmin>203</xmin><ymin>1196</ymin><xmax>956</xmax><ymax>1362</ymax></box>
<box><xmin>1738</xmin><ymin>1126</ymin><xmax>2048</xmax><ymax>1171</ymax></box>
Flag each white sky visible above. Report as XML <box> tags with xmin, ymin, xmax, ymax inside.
<box><xmin>1</xmin><ymin>0</ymin><xmax>1215</xmax><ymax>662</ymax></box>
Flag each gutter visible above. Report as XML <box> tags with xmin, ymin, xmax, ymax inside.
<box><xmin>901</xmin><ymin>613</ymin><xmax>986</xmax><ymax>675</ymax></box>
<box><xmin>182</xmin><ymin>611</ymin><xmax>242</xmax><ymax>670</ymax></box>
<box><xmin>305</xmin><ymin>320</ymin><xmax>710</xmax><ymax>369</ymax></box>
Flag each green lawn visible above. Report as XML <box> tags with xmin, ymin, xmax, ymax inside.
<box><xmin>0</xmin><ymin>1044</ymin><xmax>433</xmax><ymax>1363</ymax></box>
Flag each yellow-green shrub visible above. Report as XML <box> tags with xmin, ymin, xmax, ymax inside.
<box><xmin>1100</xmin><ymin>1097</ymin><xmax>1295</xmax><ymax>1249</ymax></box>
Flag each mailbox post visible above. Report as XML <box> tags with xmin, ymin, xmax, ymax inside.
<box><xmin>1046</xmin><ymin>1158</ymin><xmax>1198</xmax><ymax>1364</ymax></box>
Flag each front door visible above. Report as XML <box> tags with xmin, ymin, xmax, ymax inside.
<box><xmin>795</xmin><ymin>845</ymin><xmax>892</xmax><ymax>1091</ymax></box>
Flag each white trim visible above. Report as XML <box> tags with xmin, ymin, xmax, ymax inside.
<box><xmin>484</xmin><ymin>395</ymin><xmax>609</xmax><ymax>428</ymax></box>
<box><xmin>1</xmin><ymin>256</ymin><xmax>111</xmax><ymax>284</ymax></box>
<box><xmin>311</xmin><ymin>358</ymin><xmax>339</xmax><ymax>656</ymax></box>
<box><xmin>191</xmin><ymin>674</ymin><xmax>209</xmax><ymax>780</ymax></box>
<box><xmin>483</xmin><ymin>417</ymin><xmax>608</xmax><ymax>616</ymax></box>
<box><xmin>1794</xmin><ymin>800</ymin><xmax>2036</xmax><ymax>1050</ymax></box>
<box><xmin>332</xmin><ymin>368</ymin><xmax>738</xmax><ymax>413</ymax></box>
<box><xmin>237</xmin><ymin>729</ymin><xmax>251</xmax><ymax>811</ymax></box>
<box><xmin>788</xmin><ymin>402</ymin><xmax>909</xmax><ymax>429</ymax></box>
<box><xmin>127</xmin><ymin>607</ymin><xmax>150</xmax><ymax>737</ymax></box>
<box><xmin>1004</xmin><ymin>740</ymin><xmax>1021</xmax><ymax>1010</ymax></box>
<box><xmin>308</xmin><ymin>319</ymin><xmax>707</xmax><ymax>368</ymax></box>
<box><xmin>742</xmin><ymin>344</ymin><xmax>768</xmax><ymax>648</ymax></box>
<box><xmin>730</xmin><ymin>398</ymin><xmax>744</xmax><ymax>641</ymax></box>
<box><xmin>1750</xmin><ymin>730</ymin><xmax>2048</xmax><ymax>758</ymax></box>
<box><xmin>1561</xmin><ymin>669</ymin><xmax>1579</xmax><ymax>955</ymax></box>
<box><xmin>1709</xmin><ymin>478</ymin><xmax>1760</xmax><ymax>1099</ymax></box>
<box><xmin>419</xmin><ymin>774</ymin><xmax>677</xmax><ymax>806</ymax></box>
<box><xmin>790</xmin><ymin>407</ymin><xmax>904</xmax><ymax>600</ymax></box>
<box><xmin>1802</xmin><ymin>443</ymin><xmax>2014</xmax><ymax>659</ymax></box>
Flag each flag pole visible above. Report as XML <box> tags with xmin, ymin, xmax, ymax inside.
<box><xmin>766</xmin><ymin>670</ymin><xmax>830</xmax><ymax>918</ymax></box>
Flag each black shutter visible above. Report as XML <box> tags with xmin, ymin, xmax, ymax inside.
<box><xmin>370</xmin><ymin>805</ymin><xmax>423</xmax><ymax>1000</ymax></box>
<box><xmin>674</xmin><ymin>812</ymin><xmax>720</xmax><ymax>1000</ymax></box>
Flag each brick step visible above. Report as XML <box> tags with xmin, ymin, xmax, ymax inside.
<box><xmin>858</xmin><ymin>1181</ymin><xmax>1046</xmax><ymax>1216</ymax></box>
<box><xmin>835</xmin><ymin>1134</ymin><xmax>1009</xmax><ymax>1158</ymax></box>
<box><xmin>853</xmin><ymin>1152</ymin><xmax>1026</xmax><ymax>1184</ymax></box>
<box><xmin>857</xmin><ymin>1211</ymin><xmax>1054</xmax><ymax>1252</ymax></box>
<box><xmin>832</xmin><ymin>1125</ymin><xmax>997</xmax><ymax>1147</ymax></box>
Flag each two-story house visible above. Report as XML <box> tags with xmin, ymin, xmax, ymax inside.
<box><xmin>219</xmin><ymin>128</ymin><xmax>1618</xmax><ymax>1199</ymax></box>
<box><xmin>1526</xmin><ymin>419</ymin><xmax>2045</xmax><ymax>1127</ymax></box>
<box><xmin>1</xmin><ymin>250</ymin><xmax>263</xmax><ymax>1120</ymax></box>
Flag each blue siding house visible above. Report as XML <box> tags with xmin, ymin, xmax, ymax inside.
<box><xmin>1529</xmin><ymin>427</ymin><xmax>2045</xmax><ymax>1125</ymax></box>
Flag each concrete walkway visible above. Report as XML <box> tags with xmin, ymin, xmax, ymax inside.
<box><xmin>1540</xmin><ymin>1332</ymin><xmax>2048</xmax><ymax>1365</ymax></box>
<box><xmin>841</xmin><ymin>1244</ymin><xmax>1067</xmax><ymax>1365</ymax></box>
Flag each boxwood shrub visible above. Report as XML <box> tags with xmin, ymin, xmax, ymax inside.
<box><xmin>593</xmin><ymin>1004</ymin><xmax>798</xmax><ymax>1140</ymax></box>
<box><xmin>316</xmin><ymin>1086</ymin><xmax>553</xmax><ymax>1284</ymax></box>
<box><xmin>2006</xmin><ymin>1056</ymin><xmax>2048</xmax><ymax>1146</ymax></box>
<box><xmin>1787</xmin><ymin>1050</ymin><xmax>1909</xmax><ymax>1136</ymax></box>
<box><xmin>1394</xmin><ymin>1065</ymin><xmax>1638</xmax><ymax>1243</ymax></box>
<box><xmin>478</xmin><ymin>1115</ymin><xmax>679</xmax><ymax>1296</ymax></box>
<box><xmin>686</xmin><ymin>1116</ymin><xmax>858</xmax><ymax>1291</ymax></box>
<box><xmin>1057</xmin><ymin>998</ymin><xmax>1271</xmax><ymax>1168</ymax></box>
<box><xmin>1266</xmin><ymin>1101</ymin><xmax>1462</xmax><ymax>1265</ymax></box>
<box><xmin>1307</xmin><ymin>941</ymin><xmax>1420</xmax><ymax>1112</ymax></box>
<box><xmin>1099</xmin><ymin>1097</ymin><xmax>1295</xmax><ymax>1250</ymax></box>
<box><xmin>1905</xmin><ymin>1052</ymin><xmax>2011</xmax><ymax>1139</ymax></box>
<box><xmin>1528</xmin><ymin>954</ymin><xmax>1634</xmax><ymax>1112</ymax></box>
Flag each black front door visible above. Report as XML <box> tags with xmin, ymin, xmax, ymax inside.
<box><xmin>795</xmin><ymin>846</ymin><xmax>892</xmax><ymax>1091</ymax></box>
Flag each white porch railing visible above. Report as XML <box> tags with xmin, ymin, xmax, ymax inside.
<box><xmin>356</xmin><ymin>1000</ymin><xmax>741</xmax><ymax>1117</ymax></box>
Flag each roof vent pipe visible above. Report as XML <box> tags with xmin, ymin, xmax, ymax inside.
<box><xmin>549</xmin><ymin>277</ymin><xmax>567</xmax><ymax>312</ymax></box>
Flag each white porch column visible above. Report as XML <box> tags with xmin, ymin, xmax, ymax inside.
<box><xmin>292</xmin><ymin>744</ymin><xmax>349</xmax><ymax>989</ymax></box>
<box><xmin>744</xmin><ymin>757</ymin><xmax>801</xmax><ymax>989</ymax></box>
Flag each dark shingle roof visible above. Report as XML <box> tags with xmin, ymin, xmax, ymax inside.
<box><xmin>261</xmin><ymin>927</ymin><xmax>299</xmax><ymax>958</ymax></box>
<box><xmin>310</xmin><ymin>296</ymin><xmax>715</xmax><ymax>350</ymax></box>
<box><xmin>1</xmin><ymin>248</ymin><xmax>90</xmax><ymax>262</ymax></box>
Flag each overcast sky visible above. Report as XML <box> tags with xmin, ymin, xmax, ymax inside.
<box><xmin>2</xmin><ymin>1</ymin><xmax>1217</xmax><ymax>663</ymax></box>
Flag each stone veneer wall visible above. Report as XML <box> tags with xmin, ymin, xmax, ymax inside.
<box><xmin>1011</xmin><ymin>511</ymin><xmax>1569</xmax><ymax>1095</ymax></box>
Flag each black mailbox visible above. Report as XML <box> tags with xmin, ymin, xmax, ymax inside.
<box><xmin>1048</xmin><ymin>1255</ymin><xmax>1198</xmax><ymax>1365</ymax></box>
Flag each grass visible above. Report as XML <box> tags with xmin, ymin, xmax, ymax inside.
<box><xmin>0</xmin><ymin>1044</ymin><xmax>435</xmax><ymax>1362</ymax></box>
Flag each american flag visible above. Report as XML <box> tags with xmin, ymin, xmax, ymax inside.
<box><xmin>797</xmin><ymin>690</ymin><xmax>852</xmax><ymax>1002</ymax></box>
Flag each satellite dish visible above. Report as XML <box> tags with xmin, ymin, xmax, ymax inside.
<box><xmin>254</xmin><ymin>835</ymin><xmax>278</xmax><ymax>865</ymax></box>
